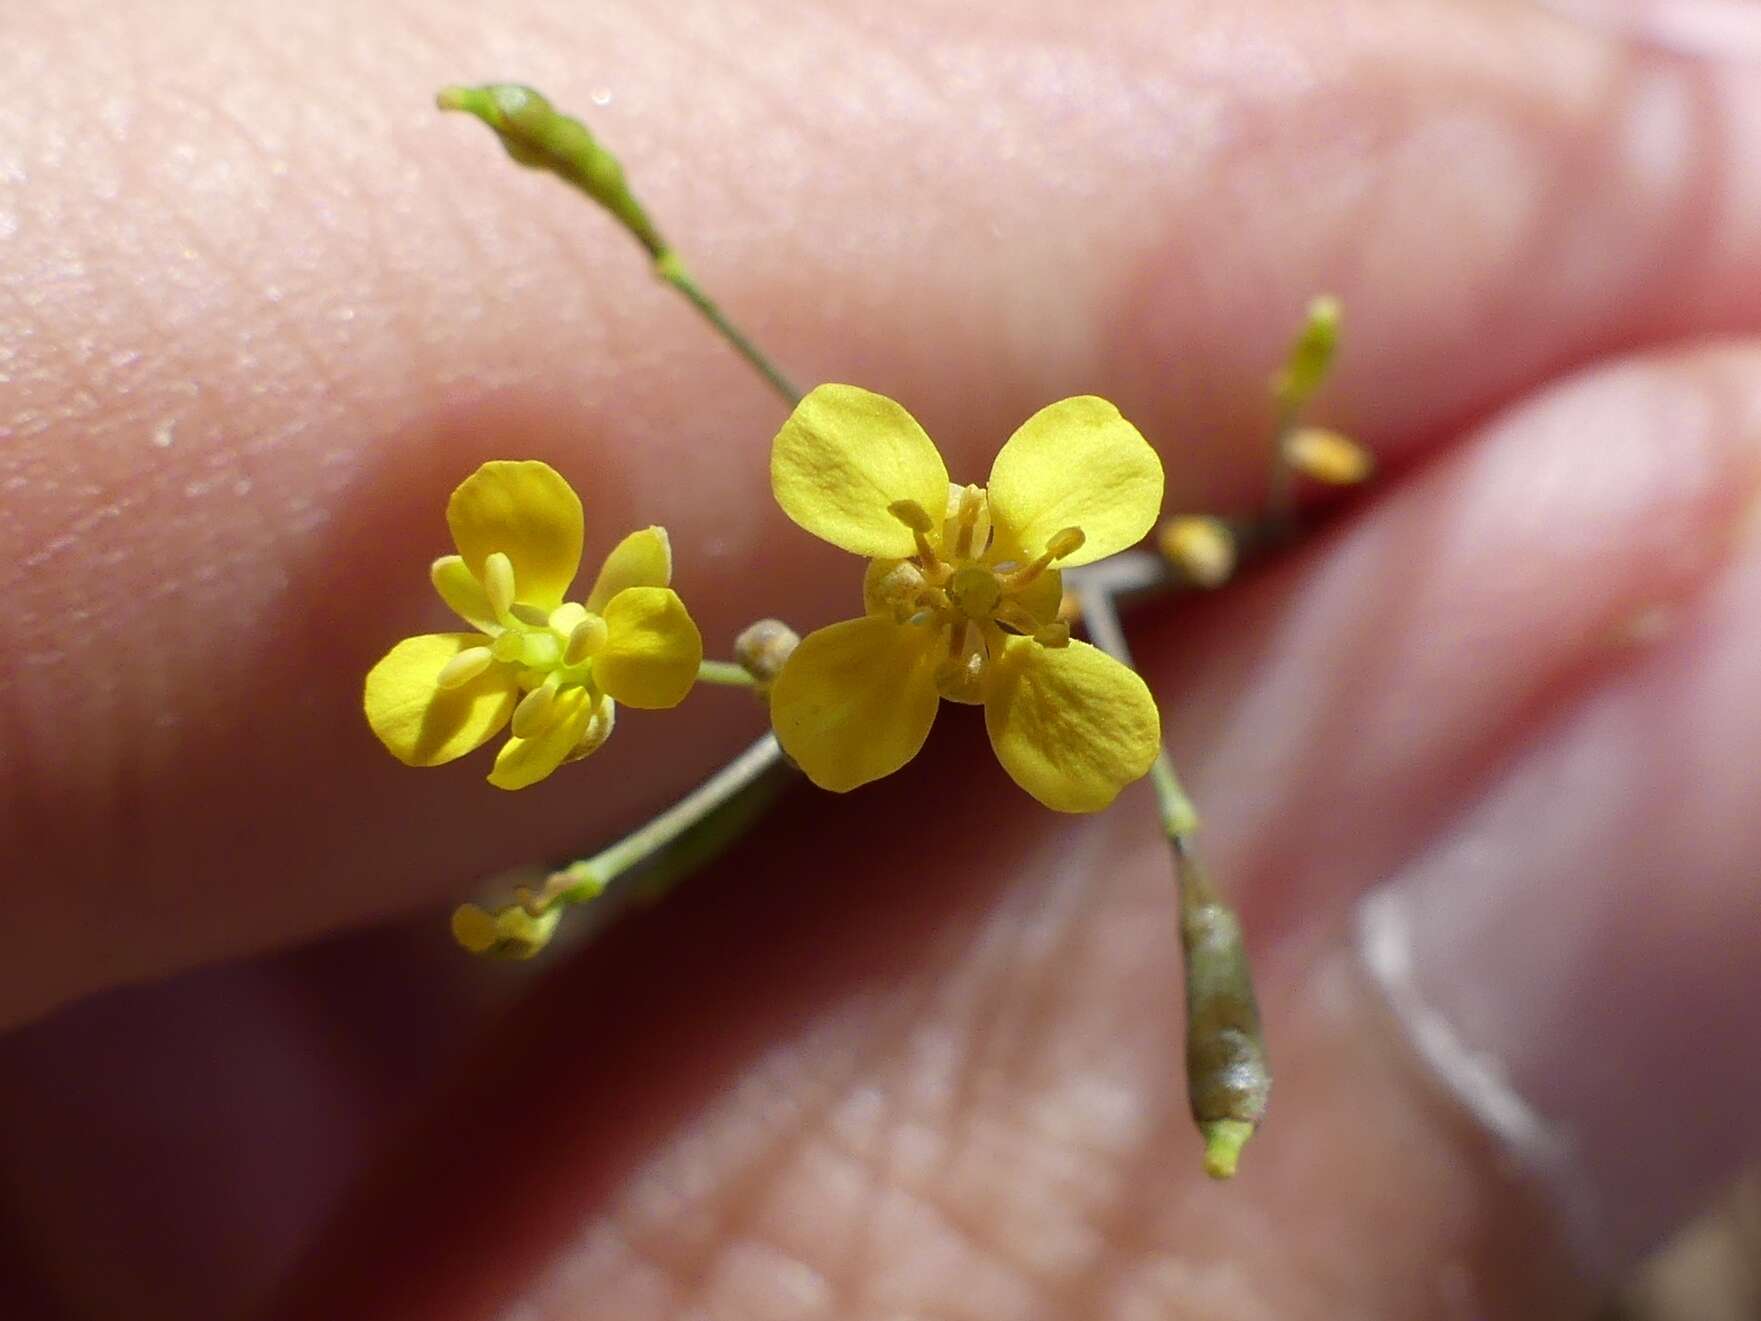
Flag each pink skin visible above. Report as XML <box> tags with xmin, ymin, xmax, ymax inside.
<box><xmin>2</xmin><ymin>0</ymin><xmax>1761</xmax><ymax>1317</ymax></box>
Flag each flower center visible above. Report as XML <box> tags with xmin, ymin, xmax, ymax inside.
<box><xmin>435</xmin><ymin>551</ymin><xmax>610</xmax><ymax>740</ymax></box>
<box><xmin>877</xmin><ymin>484</ymin><xmax>1082</xmax><ymax>702</ymax></box>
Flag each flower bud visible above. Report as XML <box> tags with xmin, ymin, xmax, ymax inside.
<box><xmin>436</xmin><ymin>84</ymin><xmax>668</xmax><ymax>258</ymax></box>
<box><xmin>1272</xmin><ymin>294</ymin><xmax>1341</xmax><ymax>411</ymax></box>
<box><xmin>734</xmin><ymin>618</ymin><xmax>800</xmax><ymax>685</ymax></box>
<box><xmin>450</xmin><ymin>901</ymin><xmax>561</xmax><ymax>960</ymax></box>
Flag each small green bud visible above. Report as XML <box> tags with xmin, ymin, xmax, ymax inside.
<box><xmin>1272</xmin><ymin>294</ymin><xmax>1341</xmax><ymax>412</ymax></box>
<box><xmin>436</xmin><ymin>83</ymin><xmax>668</xmax><ymax>258</ymax></box>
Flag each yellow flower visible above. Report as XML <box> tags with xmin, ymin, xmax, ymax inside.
<box><xmin>364</xmin><ymin>461</ymin><xmax>702</xmax><ymax>789</ymax></box>
<box><xmin>768</xmin><ymin>385</ymin><xmax>1164</xmax><ymax>812</ymax></box>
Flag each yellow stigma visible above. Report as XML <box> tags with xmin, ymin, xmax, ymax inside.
<box><xmin>950</xmin><ymin>565</ymin><xmax>1001</xmax><ymax>619</ymax></box>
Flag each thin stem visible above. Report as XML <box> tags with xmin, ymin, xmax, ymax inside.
<box><xmin>656</xmin><ymin>251</ymin><xmax>803</xmax><ymax>407</ymax></box>
<box><xmin>535</xmin><ymin>733</ymin><xmax>789</xmax><ymax>910</ymax></box>
<box><xmin>1077</xmin><ymin>586</ymin><xmax>1270</xmax><ymax>1179</ymax></box>
<box><xmin>697</xmin><ymin>659</ymin><xmax>759</xmax><ymax>688</ymax></box>
<box><xmin>1265</xmin><ymin>405</ymin><xmax>1300</xmax><ymax>530</ymax></box>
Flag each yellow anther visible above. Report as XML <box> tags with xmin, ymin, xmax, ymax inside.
<box><xmin>483</xmin><ymin>552</ymin><xmax>517</xmax><ymax>620</ymax></box>
<box><xmin>1044</xmin><ymin>527</ymin><xmax>1087</xmax><ymax>561</ymax></box>
<box><xmin>888</xmin><ymin>499</ymin><xmax>935</xmax><ymax>533</ymax></box>
<box><xmin>548</xmin><ymin>602</ymin><xmax>588</xmax><ymax>634</ymax></box>
<box><xmin>508</xmin><ymin>603</ymin><xmax>551</xmax><ymax>627</ymax></box>
<box><xmin>1284</xmin><ymin>427</ymin><xmax>1373</xmax><ymax>485</ymax></box>
<box><xmin>564</xmin><ymin>615</ymin><xmax>608</xmax><ymax>666</ymax></box>
<box><xmin>1033</xmin><ymin>620</ymin><xmax>1071</xmax><ymax>648</ymax></box>
<box><xmin>1159</xmin><ymin>515</ymin><xmax>1236</xmax><ymax>589</ymax></box>
<box><xmin>887</xmin><ymin>498</ymin><xmax>943</xmax><ymax>566</ymax></box>
<box><xmin>950</xmin><ymin>565</ymin><xmax>1001</xmax><ymax>620</ymax></box>
<box><xmin>951</xmin><ymin>483</ymin><xmax>987</xmax><ymax>559</ymax></box>
<box><xmin>511</xmin><ymin>682</ymin><xmax>558</xmax><ymax>739</ymax></box>
<box><xmin>490</xmin><ymin>632</ymin><xmax>525</xmax><ymax>663</ymax></box>
<box><xmin>435</xmin><ymin>645</ymin><xmax>495</xmax><ymax>690</ymax></box>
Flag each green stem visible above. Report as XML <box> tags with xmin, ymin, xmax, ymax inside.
<box><xmin>1077</xmin><ymin>587</ymin><xmax>1270</xmax><ymax>1179</ymax></box>
<box><xmin>656</xmin><ymin>250</ymin><xmax>803</xmax><ymax>407</ymax></box>
<box><xmin>697</xmin><ymin>659</ymin><xmax>759</xmax><ymax>688</ymax></box>
<box><xmin>436</xmin><ymin>84</ymin><xmax>803</xmax><ymax>410</ymax></box>
<box><xmin>536</xmin><ymin>733</ymin><xmax>789</xmax><ymax>910</ymax></box>
<box><xmin>1265</xmin><ymin>404</ymin><xmax>1300</xmax><ymax>530</ymax></box>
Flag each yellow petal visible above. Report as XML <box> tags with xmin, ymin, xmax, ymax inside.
<box><xmin>986</xmin><ymin>397</ymin><xmax>1163</xmax><ymax>567</ymax></box>
<box><xmin>771</xmin><ymin>384</ymin><xmax>951</xmax><ymax>558</ymax></box>
<box><xmin>983</xmin><ymin>637</ymin><xmax>1160</xmax><ymax>812</ymax></box>
<box><xmin>593</xmin><ymin>586</ymin><xmax>703</xmax><ymax>709</ymax></box>
<box><xmin>770</xmin><ymin>615</ymin><xmax>942</xmax><ymax>792</ymax></box>
<box><xmin>447</xmin><ymin>461</ymin><xmax>583</xmax><ymax>610</ymax></box>
<box><xmin>585</xmin><ymin>525</ymin><xmax>673</xmax><ymax>613</ymax></box>
<box><xmin>488</xmin><ymin>686</ymin><xmax>594</xmax><ymax>790</ymax></box>
<box><xmin>430</xmin><ymin>555</ymin><xmax>497</xmax><ymax>631</ymax></box>
<box><xmin>364</xmin><ymin>632</ymin><xmax>518</xmax><ymax>766</ymax></box>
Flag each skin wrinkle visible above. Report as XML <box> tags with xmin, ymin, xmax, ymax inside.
<box><xmin>581</xmin><ymin>984</ymin><xmax>948</xmax><ymax>1320</ymax></box>
<box><xmin>518</xmin><ymin>832</ymin><xmax>1174</xmax><ymax>1319</ymax></box>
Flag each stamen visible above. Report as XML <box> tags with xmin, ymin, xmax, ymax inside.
<box><xmin>888</xmin><ymin>500</ymin><xmax>941</xmax><ymax>568</ymax></box>
<box><xmin>1032</xmin><ymin>620</ymin><xmax>1071</xmax><ymax>648</ymax></box>
<box><xmin>511</xmin><ymin>681</ymin><xmax>559</xmax><ymax>739</ymax></box>
<box><xmin>435</xmin><ymin>646</ymin><xmax>495</xmax><ymax>689</ymax></box>
<box><xmin>951</xmin><ymin>484</ymin><xmax>985</xmax><ymax>559</ymax></box>
<box><xmin>564</xmin><ymin>615</ymin><xmax>608</xmax><ymax>666</ymax></box>
<box><xmin>1000</xmin><ymin>526</ymin><xmax>1086</xmax><ymax>593</ymax></box>
<box><xmin>1044</xmin><ymin>526</ymin><xmax>1086</xmax><ymax>561</ymax></box>
<box><xmin>490</xmin><ymin>632</ymin><xmax>526</xmax><ymax>663</ymax></box>
<box><xmin>995</xmin><ymin>602</ymin><xmax>1045</xmax><ymax>636</ymax></box>
<box><xmin>483</xmin><ymin>552</ymin><xmax>517</xmax><ymax>621</ymax></box>
<box><xmin>888</xmin><ymin>499</ymin><xmax>935</xmax><ymax>532</ymax></box>
<box><xmin>508</xmin><ymin>603</ymin><xmax>551</xmax><ymax>627</ymax></box>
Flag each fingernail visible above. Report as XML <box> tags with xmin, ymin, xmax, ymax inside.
<box><xmin>1534</xmin><ymin>0</ymin><xmax>1761</xmax><ymax>58</ymax></box>
<box><xmin>1358</xmin><ymin>549</ymin><xmax>1761</xmax><ymax>1274</ymax></box>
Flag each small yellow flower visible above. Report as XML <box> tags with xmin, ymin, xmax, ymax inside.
<box><xmin>364</xmin><ymin>460</ymin><xmax>702</xmax><ymax>789</ymax></box>
<box><xmin>768</xmin><ymin>384</ymin><xmax>1165</xmax><ymax>812</ymax></box>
